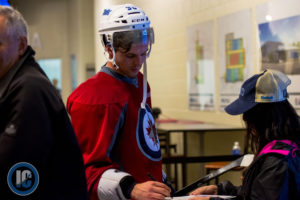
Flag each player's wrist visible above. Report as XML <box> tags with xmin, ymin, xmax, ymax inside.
<box><xmin>120</xmin><ymin>175</ymin><xmax>136</xmax><ymax>199</ymax></box>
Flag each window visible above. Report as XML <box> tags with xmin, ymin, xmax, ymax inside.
<box><xmin>38</xmin><ymin>58</ymin><xmax>62</xmax><ymax>92</ymax></box>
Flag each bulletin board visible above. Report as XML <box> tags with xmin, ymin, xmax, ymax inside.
<box><xmin>187</xmin><ymin>21</ymin><xmax>215</xmax><ymax>111</ymax></box>
<box><xmin>218</xmin><ymin>9</ymin><xmax>254</xmax><ymax>112</ymax></box>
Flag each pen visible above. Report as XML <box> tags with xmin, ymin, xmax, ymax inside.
<box><xmin>147</xmin><ymin>173</ymin><xmax>156</xmax><ymax>181</ymax></box>
<box><xmin>148</xmin><ymin>173</ymin><xmax>175</xmax><ymax>197</ymax></box>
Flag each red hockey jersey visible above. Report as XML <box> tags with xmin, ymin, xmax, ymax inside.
<box><xmin>67</xmin><ymin>66</ymin><xmax>162</xmax><ymax>200</ymax></box>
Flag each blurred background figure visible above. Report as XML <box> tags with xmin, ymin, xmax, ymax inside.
<box><xmin>52</xmin><ymin>78</ymin><xmax>61</xmax><ymax>95</ymax></box>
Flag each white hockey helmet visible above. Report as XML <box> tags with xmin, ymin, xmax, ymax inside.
<box><xmin>99</xmin><ymin>4</ymin><xmax>151</xmax><ymax>35</ymax></box>
<box><xmin>99</xmin><ymin>4</ymin><xmax>154</xmax><ymax>57</ymax></box>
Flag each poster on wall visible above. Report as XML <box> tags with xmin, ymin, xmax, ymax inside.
<box><xmin>218</xmin><ymin>9</ymin><xmax>254</xmax><ymax>111</ymax></box>
<box><xmin>187</xmin><ymin>21</ymin><xmax>215</xmax><ymax>111</ymax></box>
<box><xmin>257</xmin><ymin>0</ymin><xmax>300</xmax><ymax>112</ymax></box>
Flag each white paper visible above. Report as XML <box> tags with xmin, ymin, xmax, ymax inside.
<box><xmin>165</xmin><ymin>195</ymin><xmax>236</xmax><ymax>200</ymax></box>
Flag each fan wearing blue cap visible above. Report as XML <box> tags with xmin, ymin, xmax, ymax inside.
<box><xmin>225</xmin><ymin>69</ymin><xmax>291</xmax><ymax>115</ymax></box>
<box><xmin>190</xmin><ymin>69</ymin><xmax>300</xmax><ymax>200</ymax></box>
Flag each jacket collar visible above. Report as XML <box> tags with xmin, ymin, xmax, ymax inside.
<box><xmin>0</xmin><ymin>46</ymin><xmax>35</xmax><ymax>98</ymax></box>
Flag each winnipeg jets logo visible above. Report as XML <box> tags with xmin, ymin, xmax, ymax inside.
<box><xmin>136</xmin><ymin>106</ymin><xmax>161</xmax><ymax>161</ymax></box>
<box><xmin>142</xmin><ymin>112</ymin><xmax>160</xmax><ymax>152</ymax></box>
<box><xmin>146</xmin><ymin>119</ymin><xmax>159</xmax><ymax>147</ymax></box>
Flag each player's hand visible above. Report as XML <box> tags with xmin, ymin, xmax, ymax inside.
<box><xmin>131</xmin><ymin>181</ymin><xmax>171</xmax><ymax>200</ymax></box>
<box><xmin>190</xmin><ymin>185</ymin><xmax>218</xmax><ymax>195</ymax></box>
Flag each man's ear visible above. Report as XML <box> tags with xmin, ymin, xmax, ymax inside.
<box><xmin>18</xmin><ymin>36</ymin><xmax>28</xmax><ymax>56</ymax></box>
<box><xmin>105</xmin><ymin>45</ymin><xmax>114</xmax><ymax>59</ymax></box>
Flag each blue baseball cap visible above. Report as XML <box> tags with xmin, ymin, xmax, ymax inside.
<box><xmin>225</xmin><ymin>69</ymin><xmax>291</xmax><ymax>115</ymax></box>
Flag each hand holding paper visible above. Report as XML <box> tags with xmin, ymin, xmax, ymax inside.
<box><xmin>131</xmin><ymin>181</ymin><xmax>171</xmax><ymax>200</ymax></box>
<box><xmin>190</xmin><ymin>185</ymin><xmax>218</xmax><ymax>196</ymax></box>
<box><xmin>165</xmin><ymin>195</ymin><xmax>235</xmax><ymax>200</ymax></box>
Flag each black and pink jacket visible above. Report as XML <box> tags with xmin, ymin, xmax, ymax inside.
<box><xmin>215</xmin><ymin>140</ymin><xmax>300</xmax><ymax>200</ymax></box>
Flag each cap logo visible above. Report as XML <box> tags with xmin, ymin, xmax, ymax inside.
<box><xmin>103</xmin><ymin>9</ymin><xmax>112</xmax><ymax>16</ymax></box>
<box><xmin>261</xmin><ymin>96</ymin><xmax>274</xmax><ymax>100</ymax></box>
<box><xmin>240</xmin><ymin>88</ymin><xmax>245</xmax><ymax>96</ymax></box>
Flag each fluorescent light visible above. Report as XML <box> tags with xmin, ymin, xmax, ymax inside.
<box><xmin>265</xmin><ymin>15</ymin><xmax>272</xmax><ymax>21</ymax></box>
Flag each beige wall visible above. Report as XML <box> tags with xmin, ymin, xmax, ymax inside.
<box><xmin>13</xmin><ymin>0</ymin><xmax>95</xmax><ymax>102</ymax></box>
<box><xmin>94</xmin><ymin>0</ymin><xmax>271</xmax><ymax>127</ymax></box>
<box><xmin>69</xmin><ymin>0</ymin><xmax>95</xmax><ymax>85</ymax></box>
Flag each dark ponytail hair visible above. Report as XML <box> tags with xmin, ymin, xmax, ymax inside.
<box><xmin>243</xmin><ymin>100</ymin><xmax>300</xmax><ymax>154</ymax></box>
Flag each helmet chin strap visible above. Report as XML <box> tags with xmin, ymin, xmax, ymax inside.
<box><xmin>141</xmin><ymin>42</ymin><xmax>152</xmax><ymax>110</ymax></box>
<box><xmin>141</xmin><ymin>59</ymin><xmax>147</xmax><ymax>109</ymax></box>
<box><xmin>104</xmin><ymin>42</ymin><xmax>120</xmax><ymax>70</ymax></box>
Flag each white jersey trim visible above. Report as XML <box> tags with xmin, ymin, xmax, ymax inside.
<box><xmin>97</xmin><ymin>169</ymin><xmax>131</xmax><ymax>200</ymax></box>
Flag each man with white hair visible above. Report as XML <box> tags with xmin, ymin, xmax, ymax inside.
<box><xmin>0</xmin><ymin>6</ymin><xmax>88</xmax><ymax>199</ymax></box>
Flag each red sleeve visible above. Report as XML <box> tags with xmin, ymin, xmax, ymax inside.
<box><xmin>67</xmin><ymin>98</ymin><xmax>125</xmax><ymax>200</ymax></box>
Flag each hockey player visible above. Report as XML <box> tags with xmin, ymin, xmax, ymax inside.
<box><xmin>67</xmin><ymin>4</ymin><xmax>171</xmax><ymax>200</ymax></box>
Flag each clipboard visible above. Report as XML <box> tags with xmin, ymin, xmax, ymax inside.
<box><xmin>173</xmin><ymin>154</ymin><xmax>254</xmax><ymax>197</ymax></box>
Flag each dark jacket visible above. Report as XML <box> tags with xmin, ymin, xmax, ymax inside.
<box><xmin>0</xmin><ymin>46</ymin><xmax>88</xmax><ymax>199</ymax></box>
<box><xmin>215</xmin><ymin>140</ymin><xmax>300</xmax><ymax>200</ymax></box>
